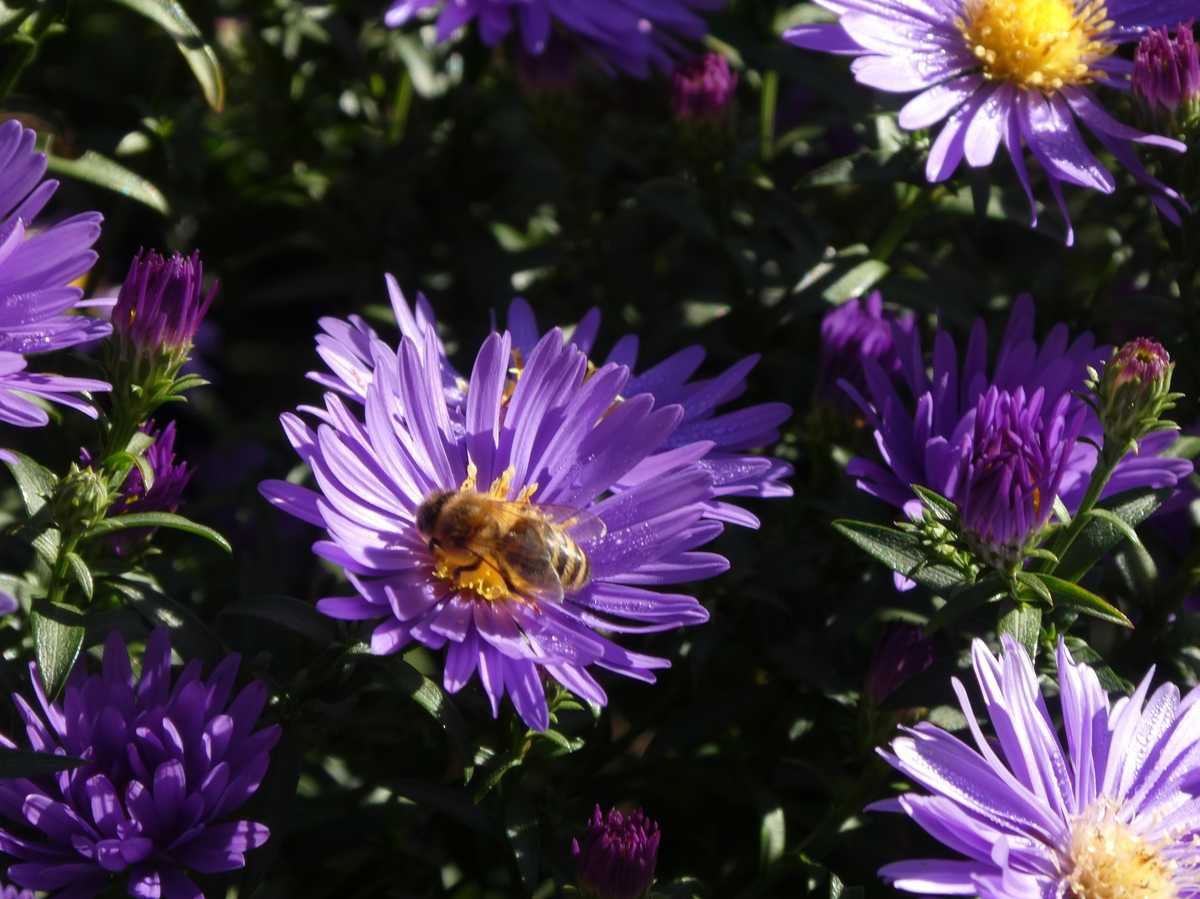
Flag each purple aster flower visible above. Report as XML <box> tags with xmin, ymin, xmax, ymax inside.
<box><xmin>671</xmin><ymin>52</ymin><xmax>738</xmax><ymax>120</ymax></box>
<box><xmin>0</xmin><ymin>885</ymin><xmax>33</xmax><ymax>899</ymax></box>
<box><xmin>864</xmin><ymin>623</ymin><xmax>934</xmax><ymax>704</ymax></box>
<box><xmin>0</xmin><ymin>628</ymin><xmax>278</xmax><ymax>898</ymax></box>
<box><xmin>0</xmin><ymin>119</ymin><xmax>110</xmax><ymax>445</ymax></box>
<box><xmin>572</xmin><ymin>805</ymin><xmax>659</xmax><ymax>899</ymax></box>
<box><xmin>383</xmin><ymin>0</ymin><xmax>725</xmax><ymax>78</ymax></box>
<box><xmin>100</xmin><ymin>421</ymin><xmax>193</xmax><ymax>556</ymax></box>
<box><xmin>844</xmin><ymin>295</ymin><xmax>1192</xmax><ymax>567</ymax></box>
<box><xmin>261</xmin><ymin>325</ymin><xmax>724</xmax><ymax>731</ymax></box>
<box><xmin>816</xmin><ymin>291</ymin><xmax>913</xmax><ymax>412</ymax></box>
<box><xmin>1134</xmin><ymin>21</ymin><xmax>1200</xmax><ymax>114</ymax></box>
<box><xmin>785</xmin><ymin>0</ymin><xmax>1193</xmax><ymax>242</ymax></box>
<box><xmin>112</xmin><ymin>250</ymin><xmax>216</xmax><ymax>357</ymax></box>
<box><xmin>875</xmin><ymin>636</ymin><xmax>1200</xmax><ymax>896</ymax></box>
<box><xmin>309</xmin><ymin>281</ymin><xmax>791</xmax><ymax>529</ymax></box>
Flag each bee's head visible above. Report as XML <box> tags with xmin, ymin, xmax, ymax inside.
<box><xmin>415</xmin><ymin>491</ymin><xmax>453</xmax><ymax>542</ymax></box>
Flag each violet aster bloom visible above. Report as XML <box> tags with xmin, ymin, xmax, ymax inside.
<box><xmin>262</xmin><ymin>327</ymin><xmax>722</xmax><ymax>731</ymax></box>
<box><xmin>671</xmin><ymin>52</ymin><xmax>738</xmax><ymax>120</ymax></box>
<box><xmin>106</xmin><ymin>421</ymin><xmax>193</xmax><ymax>556</ymax></box>
<box><xmin>383</xmin><ymin>0</ymin><xmax>725</xmax><ymax>77</ymax></box>
<box><xmin>0</xmin><ymin>885</ymin><xmax>33</xmax><ymax>899</ymax></box>
<box><xmin>0</xmin><ymin>628</ymin><xmax>277</xmax><ymax>898</ymax></box>
<box><xmin>784</xmin><ymin>0</ymin><xmax>1193</xmax><ymax>242</ymax></box>
<box><xmin>844</xmin><ymin>295</ymin><xmax>1192</xmax><ymax>565</ymax></box>
<box><xmin>0</xmin><ymin>119</ymin><xmax>110</xmax><ymax>444</ymax></box>
<box><xmin>572</xmin><ymin>805</ymin><xmax>659</xmax><ymax>899</ymax></box>
<box><xmin>816</xmin><ymin>291</ymin><xmax>913</xmax><ymax>411</ymax></box>
<box><xmin>112</xmin><ymin>250</ymin><xmax>216</xmax><ymax>357</ymax></box>
<box><xmin>875</xmin><ymin>636</ymin><xmax>1200</xmax><ymax>896</ymax></box>
<box><xmin>1134</xmin><ymin>21</ymin><xmax>1200</xmax><ymax>114</ymax></box>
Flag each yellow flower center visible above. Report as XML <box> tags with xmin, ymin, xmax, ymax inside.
<box><xmin>1065</xmin><ymin>802</ymin><xmax>1178</xmax><ymax>899</ymax></box>
<box><xmin>957</xmin><ymin>0</ymin><xmax>1115</xmax><ymax>90</ymax></box>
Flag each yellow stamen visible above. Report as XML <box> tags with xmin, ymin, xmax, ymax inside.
<box><xmin>1065</xmin><ymin>800</ymin><xmax>1177</xmax><ymax>899</ymax></box>
<box><xmin>957</xmin><ymin>0</ymin><xmax>1115</xmax><ymax>91</ymax></box>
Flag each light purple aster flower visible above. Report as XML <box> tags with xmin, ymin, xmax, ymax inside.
<box><xmin>309</xmin><ymin>280</ymin><xmax>791</xmax><ymax>529</ymax></box>
<box><xmin>844</xmin><ymin>295</ymin><xmax>1192</xmax><ymax>567</ymax></box>
<box><xmin>0</xmin><ymin>628</ymin><xmax>278</xmax><ymax>898</ymax></box>
<box><xmin>383</xmin><ymin>0</ymin><xmax>725</xmax><ymax>77</ymax></box>
<box><xmin>785</xmin><ymin>0</ymin><xmax>1194</xmax><ymax>242</ymax></box>
<box><xmin>0</xmin><ymin>119</ymin><xmax>110</xmax><ymax>444</ymax></box>
<box><xmin>671</xmin><ymin>52</ymin><xmax>738</xmax><ymax>120</ymax></box>
<box><xmin>875</xmin><ymin>635</ymin><xmax>1200</xmax><ymax>897</ymax></box>
<box><xmin>0</xmin><ymin>884</ymin><xmax>33</xmax><ymax>899</ymax></box>
<box><xmin>261</xmin><ymin>325</ymin><xmax>724</xmax><ymax>731</ymax></box>
<box><xmin>572</xmin><ymin>805</ymin><xmax>660</xmax><ymax>899</ymax></box>
<box><xmin>816</xmin><ymin>291</ymin><xmax>913</xmax><ymax>411</ymax></box>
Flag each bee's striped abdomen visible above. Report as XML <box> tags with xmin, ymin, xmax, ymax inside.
<box><xmin>550</xmin><ymin>530</ymin><xmax>590</xmax><ymax>593</ymax></box>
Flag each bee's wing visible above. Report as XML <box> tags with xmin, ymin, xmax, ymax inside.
<box><xmin>463</xmin><ymin>499</ymin><xmax>566</xmax><ymax>602</ymax></box>
<box><xmin>534</xmin><ymin>503</ymin><xmax>608</xmax><ymax>546</ymax></box>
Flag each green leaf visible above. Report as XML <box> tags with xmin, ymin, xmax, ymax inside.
<box><xmin>911</xmin><ymin>485</ymin><xmax>957</xmax><ymax>523</ymax></box>
<box><xmin>370</xmin><ymin>657</ymin><xmax>469</xmax><ymax>761</ymax></box>
<box><xmin>1033</xmin><ymin>574</ymin><xmax>1133</xmax><ymax>628</ymax></box>
<box><xmin>218</xmin><ymin>595</ymin><xmax>336</xmax><ymax>644</ymax></box>
<box><xmin>106</xmin><ymin>574</ymin><xmax>225</xmax><ymax>664</ymax></box>
<box><xmin>759</xmin><ymin>805</ymin><xmax>786</xmax><ymax>870</ymax></box>
<box><xmin>109</xmin><ymin>0</ymin><xmax>225</xmax><ymax>110</ymax></box>
<box><xmin>925</xmin><ymin>576</ymin><xmax>1007</xmax><ymax>634</ymax></box>
<box><xmin>4</xmin><ymin>452</ymin><xmax>57</xmax><ymax>516</ymax></box>
<box><xmin>831</xmin><ymin>520</ymin><xmax>965</xmax><ymax>591</ymax></box>
<box><xmin>1062</xmin><ymin>637</ymin><xmax>1133</xmax><ymax>694</ymax></box>
<box><xmin>1014</xmin><ymin>571</ymin><xmax>1053</xmax><ymax>606</ymax></box>
<box><xmin>84</xmin><ymin>512</ymin><xmax>231</xmax><ymax>553</ymax></box>
<box><xmin>46</xmin><ymin>151</ymin><xmax>169</xmax><ymax>215</ymax></box>
<box><xmin>66</xmin><ymin>552</ymin><xmax>93</xmax><ymax>600</ymax></box>
<box><xmin>822</xmin><ymin>259</ymin><xmax>889</xmax><ymax>303</ymax></box>
<box><xmin>31</xmin><ymin>602</ymin><xmax>86</xmax><ymax>701</ymax></box>
<box><xmin>998</xmin><ymin>604</ymin><xmax>1041</xmax><ymax>658</ymax></box>
<box><xmin>1055</xmin><ymin>487</ymin><xmax>1172</xmax><ymax>582</ymax></box>
<box><xmin>0</xmin><ymin>747</ymin><xmax>86</xmax><ymax>778</ymax></box>
<box><xmin>505</xmin><ymin>794</ymin><xmax>541</xmax><ymax>890</ymax></box>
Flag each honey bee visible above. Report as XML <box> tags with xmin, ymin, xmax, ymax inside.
<box><xmin>415</xmin><ymin>490</ymin><xmax>607</xmax><ymax>603</ymax></box>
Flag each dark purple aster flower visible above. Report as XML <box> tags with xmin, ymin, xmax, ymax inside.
<box><xmin>874</xmin><ymin>636</ymin><xmax>1200</xmax><ymax>896</ymax></box>
<box><xmin>384</xmin><ymin>0</ymin><xmax>725</xmax><ymax>78</ymax></box>
<box><xmin>844</xmin><ymin>295</ymin><xmax>1192</xmax><ymax>566</ymax></box>
<box><xmin>309</xmin><ymin>282</ymin><xmax>791</xmax><ymax>530</ymax></box>
<box><xmin>1134</xmin><ymin>21</ymin><xmax>1200</xmax><ymax>114</ymax></box>
<box><xmin>671</xmin><ymin>53</ymin><xmax>738</xmax><ymax>120</ymax></box>
<box><xmin>0</xmin><ymin>119</ymin><xmax>110</xmax><ymax>445</ymax></box>
<box><xmin>262</xmin><ymin>324</ymin><xmax>723</xmax><ymax>731</ymax></box>
<box><xmin>816</xmin><ymin>291</ymin><xmax>913</xmax><ymax>411</ymax></box>
<box><xmin>864</xmin><ymin>623</ymin><xmax>934</xmax><ymax>704</ymax></box>
<box><xmin>785</xmin><ymin>0</ymin><xmax>1193</xmax><ymax>242</ymax></box>
<box><xmin>572</xmin><ymin>805</ymin><xmax>659</xmax><ymax>899</ymax></box>
<box><xmin>0</xmin><ymin>629</ymin><xmax>277</xmax><ymax>898</ymax></box>
<box><xmin>112</xmin><ymin>251</ymin><xmax>216</xmax><ymax>357</ymax></box>
<box><xmin>104</xmin><ymin>421</ymin><xmax>193</xmax><ymax>557</ymax></box>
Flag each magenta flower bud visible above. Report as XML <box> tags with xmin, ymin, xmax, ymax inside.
<box><xmin>113</xmin><ymin>250</ymin><xmax>217</xmax><ymax>355</ymax></box>
<box><xmin>1111</xmin><ymin>337</ymin><xmax>1171</xmax><ymax>387</ymax></box>
<box><xmin>572</xmin><ymin>805</ymin><xmax>660</xmax><ymax>899</ymax></box>
<box><xmin>865</xmin><ymin>624</ymin><xmax>934</xmax><ymax>704</ymax></box>
<box><xmin>671</xmin><ymin>53</ymin><xmax>737</xmax><ymax>121</ymax></box>
<box><xmin>1133</xmin><ymin>22</ymin><xmax>1200</xmax><ymax>114</ymax></box>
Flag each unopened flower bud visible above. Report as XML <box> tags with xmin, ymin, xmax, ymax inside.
<box><xmin>1133</xmin><ymin>22</ymin><xmax>1200</xmax><ymax>118</ymax></box>
<box><xmin>572</xmin><ymin>805</ymin><xmax>659</xmax><ymax>899</ymax></box>
<box><xmin>112</xmin><ymin>250</ymin><xmax>216</xmax><ymax>360</ymax></box>
<box><xmin>53</xmin><ymin>464</ymin><xmax>110</xmax><ymax>532</ymax></box>
<box><xmin>1088</xmin><ymin>338</ymin><xmax>1181</xmax><ymax>452</ymax></box>
<box><xmin>671</xmin><ymin>53</ymin><xmax>737</xmax><ymax>122</ymax></box>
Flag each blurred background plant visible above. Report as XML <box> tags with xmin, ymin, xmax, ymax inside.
<box><xmin>0</xmin><ymin>0</ymin><xmax>1198</xmax><ymax>896</ymax></box>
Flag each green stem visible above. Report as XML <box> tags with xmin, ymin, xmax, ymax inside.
<box><xmin>1041</xmin><ymin>443</ymin><xmax>1123</xmax><ymax>574</ymax></box>
<box><xmin>0</xmin><ymin>1</ymin><xmax>63</xmax><ymax>102</ymax></box>
<box><xmin>46</xmin><ymin>532</ymin><xmax>81</xmax><ymax>607</ymax></box>
<box><xmin>389</xmin><ymin>70</ymin><xmax>413</xmax><ymax>144</ymax></box>
<box><xmin>759</xmin><ymin>70</ymin><xmax>777</xmax><ymax>163</ymax></box>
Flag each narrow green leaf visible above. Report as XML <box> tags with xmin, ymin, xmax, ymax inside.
<box><xmin>388</xmin><ymin>659</ymin><xmax>469</xmax><ymax>760</ymax></box>
<box><xmin>106</xmin><ymin>575</ymin><xmax>225</xmax><ymax>663</ymax></box>
<box><xmin>1015</xmin><ymin>571</ymin><xmax>1053</xmax><ymax>606</ymax></box>
<box><xmin>1034</xmin><ymin>574</ymin><xmax>1133</xmax><ymax>628</ymax></box>
<box><xmin>85</xmin><ymin>512</ymin><xmax>231</xmax><ymax>553</ymax></box>
<box><xmin>822</xmin><ymin>259</ymin><xmax>889</xmax><ymax>303</ymax></box>
<box><xmin>66</xmin><ymin>552</ymin><xmax>93</xmax><ymax>600</ymax></box>
<box><xmin>219</xmin><ymin>595</ymin><xmax>336</xmax><ymax>645</ymax></box>
<box><xmin>1085</xmin><ymin>508</ymin><xmax>1143</xmax><ymax>549</ymax></box>
<box><xmin>998</xmin><ymin>604</ymin><xmax>1041</xmax><ymax>658</ymax></box>
<box><xmin>31</xmin><ymin>603</ymin><xmax>86</xmax><ymax>700</ymax></box>
<box><xmin>911</xmin><ymin>485</ymin><xmax>957</xmax><ymax>522</ymax></box>
<box><xmin>1055</xmin><ymin>487</ymin><xmax>1171</xmax><ymax>582</ymax></box>
<box><xmin>759</xmin><ymin>805</ymin><xmax>786</xmax><ymax>870</ymax></box>
<box><xmin>832</xmin><ymin>520</ymin><xmax>965</xmax><ymax>591</ymax></box>
<box><xmin>0</xmin><ymin>746</ymin><xmax>86</xmax><ymax>777</ymax></box>
<box><xmin>4</xmin><ymin>452</ymin><xmax>57</xmax><ymax>516</ymax></box>
<box><xmin>46</xmin><ymin>151</ymin><xmax>169</xmax><ymax>215</ymax></box>
<box><xmin>110</xmin><ymin>0</ymin><xmax>225</xmax><ymax>110</ymax></box>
